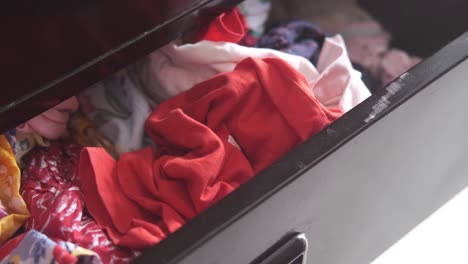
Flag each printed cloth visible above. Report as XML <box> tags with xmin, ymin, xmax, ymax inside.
<box><xmin>0</xmin><ymin>134</ymin><xmax>30</xmax><ymax>245</ymax></box>
<box><xmin>15</xmin><ymin>131</ymin><xmax>50</xmax><ymax>167</ymax></box>
<box><xmin>79</xmin><ymin>58</ymin><xmax>340</xmax><ymax>250</ymax></box>
<box><xmin>0</xmin><ymin>230</ymin><xmax>101</xmax><ymax>264</ymax></box>
<box><xmin>68</xmin><ymin>112</ymin><xmax>119</xmax><ymax>159</ymax></box>
<box><xmin>21</xmin><ymin>142</ymin><xmax>137</xmax><ymax>263</ymax></box>
<box><xmin>78</xmin><ymin>70</ymin><xmax>153</xmax><ymax>154</ymax></box>
<box><xmin>194</xmin><ymin>8</ymin><xmax>247</xmax><ymax>44</ymax></box>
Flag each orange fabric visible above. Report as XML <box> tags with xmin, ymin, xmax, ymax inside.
<box><xmin>79</xmin><ymin>58</ymin><xmax>341</xmax><ymax>249</ymax></box>
<box><xmin>0</xmin><ymin>135</ymin><xmax>30</xmax><ymax>244</ymax></box>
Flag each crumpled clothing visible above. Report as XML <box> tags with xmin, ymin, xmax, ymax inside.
<box><xmin>0</xmin><ymin>230</ymin><xmax>101</xmax><ymax>264</ymax></box>
<box><xmin>68</xmin><ymin>112</ymin><xmax>119</xmax><ymax>159</ymax></box>
<box><xmin>341</xmin><ymin>21</ymin><xmax>391</xmax><ymax>78</ymax></box>
<box><xmin>17</xmin><ymin>97</ymin><xmax>79</xmax><ymax>140</ymax></box>
<box><xmin>341</xmin><ymin>21</ymin><xmax>422</xmax><ymax>87</ymax></box>
<box><xmin>136</xmin><ymin>35</ymin><xmax>370</xmax><ymax>112</ymax></box>
<box><xmin>15</xmin><ymin>131</ymin><xmax>50</xmax><ymax>168</ymax></box>
<box><xmin>257</xmin><ymin>20</ymin><xmax>325</xmax><ymax>65</ymax></box>
<box><xmin>21</xmin><ymin>142</ymin><xmax>137</xmax><ymax>263</ymax></box>
<box><xmin>0</xmin><ymin>134</ymin><xmax>30</xmax><ymax>245</ymax></box>
<box><xmin>238</xmin><ymin>0</ymin><xmax>271</xmax><ymax>38</ymax></box>
<box><xmin>78</xmin><ymin>70</ymin><xmax>153</xmax><ymax>154</ymax></box>
<box><xmin>79</xmin><ymin>58</ymin><xmax>340</xmax><ymax>250</ymax></box>
<box><xmin>380</xmin><ymin>49</ymin><xmax>421</xmax><ymax>85</ymax></box>
<box><xmin>194</xmin><ymin>8</ymin><xmax>247</xmax><ymax>44</ymax></box>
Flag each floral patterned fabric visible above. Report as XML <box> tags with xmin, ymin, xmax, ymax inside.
<box><xmin>0</xmin><ymin>134</ymin><xmax>30</xmax><ymax>245</ymax></box>
<box><xmin>0</xmin><ymin>230</ymin><xmax>102</xmax><ymax>264</ymax></box>
<box><xmin>68</xmin><ymin>112</ymin><xmax>119</xmax><ymax>159</ymax></box>
<box><xmin>79</xmin><ymin>70</ymin><xmax>153</xmax><ymax>154</ymax></box>
<box><xmin>21</xmin><ymin>141</ymin><xmax>137</xmax><ymax>263</ymax></box>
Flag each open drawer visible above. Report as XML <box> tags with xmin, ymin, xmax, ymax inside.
<box><xmin>132</xmin><ymin>32</ymin><xmax>468</xmax><ymax>263</ymax></box>
<box><xmin>2</xmin><ymin>0</ymin><xmax>468</xmax><ymax>263</ymax></box>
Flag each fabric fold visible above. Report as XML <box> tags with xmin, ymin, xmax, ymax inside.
<box><xmin>17</xmin><ymin>97</ymin><xmax>79</xmax><ymax>140</ymax></box>
<box><xmin>21</xmin><ymin>142</ymin><xmax>137</xmax><ymax>263</ymax></box>
<box><xmin>80</xmin><ymin>58</ymin><xmax>339</xmax><ymax>250</ymax></box>
<box><xmin>136</xmin><ymin>35</ymin><xmax>370</xmax><ymax>112</ymax></box>
<box><xmin>0</xmin><ymin>134</ymin><xmax>30</xmax><ymax>245</ymax></box>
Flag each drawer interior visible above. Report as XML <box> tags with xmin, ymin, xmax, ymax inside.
<box><xmin>1</xmin><ymin>1</ymin><xmax>468</xmax><ymax>263</ymax></box>
<box><xmin>133</xmin><ymin>32</ymin><xmax>468</xmax><ymax>264</ymax></box>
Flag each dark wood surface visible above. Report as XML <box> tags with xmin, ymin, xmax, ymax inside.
<box><xmin>132</xmin><ymin>31</ymin><xmax>468</xmax><ymax>264</ymax></box>
<box><xmin>0</xmin><ymin>0</ymin><xmax>240</xmax><ymax>132</ymax></box>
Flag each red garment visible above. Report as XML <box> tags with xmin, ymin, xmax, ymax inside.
<box><xmin>79</xmin><ymin>57</ymin><xmax>341</xmax><ymax>250</ymax></box>
<box><xmin>196</xmin><ymin>8</ymin><xmax>248</xmax><ymax>43</ymax></box>
<box><xmin>21</xmin><ymin>142</ymin><xmax>137</xmax><ymax>263</ymax></box>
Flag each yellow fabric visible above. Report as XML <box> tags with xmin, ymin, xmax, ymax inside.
<box><xmin>70</xmin><ymin>246</ymin><xmax>98</xmax><ymax>257</ymax></box>
<box><xmin>69</xmin><ymin>112</ymin><xmax>119</xmax><ymax>158</ymax></box>
<box><xmin>0</xmin><ymin>135</ymin><xmax>30</xmax><ymax>244</ymax></box>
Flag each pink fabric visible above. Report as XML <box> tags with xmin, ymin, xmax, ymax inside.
<box><xmin>341</xmin><ymin>21</ymin><xmax>391</xmax><ymax>77</ymax></box>
<box><xmin>380</xmin><ymin>49</ymin><xmax>422</xmax><ymax>85</ymax></box>
<box><xmin>138</xmin><ymin>35</ymin><xmax>370</xmax><ymax>113</ymax></box>
<box><xmin>17</xmin><ymin>97</ymin><xmax>79</xmax><ymax>140</ymax></box>
<box><xmin>341</xmin><ymin>21</ymin><xmax>422</xmax><ymax>86</ymax></box>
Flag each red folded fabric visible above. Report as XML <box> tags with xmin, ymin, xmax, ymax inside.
<box><xmin>21</xmin><ymin>142</ymin><xmax>137</xmax><ymax>263</ymax></box>
<box><xmin>79</xmin><ymin>57</ymin><xmax>341</xmax><ymax>250</ymax></box>
<box><xmin>196</xmin><ymin>7</ymin><xmax>248</xmax><ymax>43</ymax></box>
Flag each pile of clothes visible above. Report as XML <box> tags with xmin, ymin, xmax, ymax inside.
<box><xmin>0</xmin><ymin>1</ymin><xmax>421</xmax><ymax>262</ymax></box>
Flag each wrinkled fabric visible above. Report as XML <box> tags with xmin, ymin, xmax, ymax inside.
<box><xmin>257</xmin><ymin>20</ymin><xmax>325</xmax><ymax>65</ymax></box>
<box><xmin>0</xmin><ymin>208</ymin><xmax>7</xmax><ymax>220</ymax></box>
<box><xmin>380</xmin><ymin>49</ymin><xmax>421</xmax><ymax>85</ymax></box>
<box><xmin>238</xmin><ymin>0</ymin><xmax>271</xmax><ymax>37</ymax></box>
<box><xmin>17</xmin><ymin>97</ymin><xmax>79</xmax><ymax>140</ymax></box>
<box><xmin>0</xmin><ymin>134</ymin><xmax>30</xmax><ymax>244</ymax></box>
<box><xmin>341</xmin><ymin>21</ymin><xmax>422</xmax><ymax>88</ymax></box>
<box><xmin>21</xmin><ymin>142</ymin><xmax>137</xmax><ymax>263</ymax></box>
<box><xmin>79</xmin><ymin>58</ymin><xmax>340</xmax><ymax>250</ymax></box>
<box><xmin>238</xmin><ymin>0</ymin><xmax>271</xmax><ymax>46</ymax></box>
<box><xmin>78</xmin><ymin>70</ymin><xmax>153</xmax><ymax>154</ymax></box>
<box><xmin>0</xmin><ymin>230</ymin><xmax>101</xmax><ymax>264</ymax></box>
<box><xmin>69</xmin><ymin>112</ymin><xmax>119</xmax><ymax>159</ymax></box>
<box><xmin>136</xmin><ymin>35</ymin><xmax>370</xmax><ymax>112</ymax></box>
<box><xmin>194</xmin><ymin>8</ymin><xmax>247</xmax><ymax>44</ymax></box>
<box><xmin>15</xmin><ymin>131</ymin><xmax>50</xmax><ymax>167</ymax></box>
